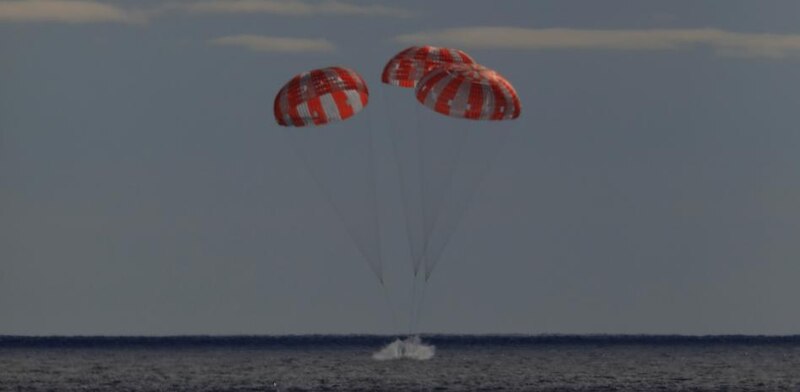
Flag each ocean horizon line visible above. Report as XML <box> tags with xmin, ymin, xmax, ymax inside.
<box><xmin>2</xmin><ymin>334</ymin><xmax>799</xmax><ymax>348</ymax></box>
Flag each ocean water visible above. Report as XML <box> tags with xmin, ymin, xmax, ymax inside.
<box><xmin>1</xmin><ymin>335</ymin><xmax>800</xmax><ymax>391</ymax></box>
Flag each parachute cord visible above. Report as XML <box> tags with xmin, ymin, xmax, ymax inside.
<box><xmin>381</xmin><ymin>88</ymin><xmax>422</xmax><ymax>337</ymax></box>
<box><xmin>365</xmin><ymin>96</ymin><xmax>384</xmax><ymax>286</ymax></box>
<box><xmin>419</xmin><ymin>113</ymin><xmax>470</xmax><ymax>264</ymax></box>
<box><xmin>380</xmin><ymin>280</ymin><xmax>400</xmax><ymax>337</ymax></box>
<box><xmin>280</xmin><ymin>129</ymin><xmax>383</xmax><ymax>282</ymax></box>
<box><xmin>382</xmin><ymin>89</ymin><xmax>425</xmax><ymax>337</ymax></box>
<box><xmin>411</xmin><ymin>102</ymin><xmax>428</xmax><ymax>336</ymax></box>
<box><xmin>413</xmin><ymin>273</ymin><xmax>429</xmax><ymax>334</ymax></box>
<box><xmin>366</xmin><ymin>95</ymin><xmax>399</xmax><ymax>334</ymax></box>
<box><xmin>381</xmin><ymin>88</ymin><xmax>417</xmax><ymax>275</ymax></box>
<box><xmin>425</xmin><ymin>127</ymin><xmax>515</xmax><ymax>280</ymax></box>
<box><xmin>409</xmin><ymin>270</ymin><xmax>418</xmax><ymax>335</ymax></box>
<box><xmin>412</xmin><ymin>100</ymin><xmax>427</xmax><ymax>272</ymax></box>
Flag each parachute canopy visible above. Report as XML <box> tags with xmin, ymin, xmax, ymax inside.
<box><xmin>416</xmin><ymin>64</ymin><xmax>521</xmax><ymax>120</ymax></box>
<box><xmin>274</xmin><ymin>66</ymin><xmax>369</xmax><ymax>127</ymax></box>
<box><xmin>382</xmin><ymin>46</ymin><xmax>475</xmax><ymax>88</ymax></box>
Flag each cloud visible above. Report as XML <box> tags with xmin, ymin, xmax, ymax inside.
<box><xmin>0</xmin><ymin>0</ymin><xmax>145</xmax><ymax>23</ymax></box>
<box><xmin>0</xmin><ymin>0</ymin><xmax>411</xmax><ymax>24</ymax></box>
<box><xmin>209</xmin><ymin>34</ymin><xmax>335</xmax><ymax>53</ymax></box>
<box><xmin>395</xmin><ymin>27</ymin><xmax>800</xmax><ymax>58</ymax></box>
<box><xmin>183</xmin><ymin>0</ymin><xmax>411</xmax><ymax>17</ymax></box>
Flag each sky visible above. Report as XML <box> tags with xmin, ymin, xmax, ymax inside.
<box><xmin>2</xmin><ymin>0</ymin><xmax>800</xmax><ymax>336</ymax></box>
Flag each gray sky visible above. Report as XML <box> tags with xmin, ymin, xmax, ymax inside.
<box><xmin>2</xmin><ymin>0</ymin><xmax>800</xmax><ymax>335</ymax></box>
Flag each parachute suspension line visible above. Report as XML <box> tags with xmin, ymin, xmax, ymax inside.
<box><xmin>383</xmin><ymin>90</ymin><xmax>424</xmax><ymax>336</ymax></box>
<box><xmin>365</xmin><ymin>96</ymin><xmax>401</xmax><ymax>335</ymax></box>
<box><xmin>380</xmin><ymin>88</ymin><xmax>417</xmax><ymax>276</ymax></box>
<box><xmin>415</xmin><ymin>103</ymin><xmax>429</xmax><ymax>251</ymax></box>
<box><xmin>413</xmin><ymin>101</ymin><xmax>427</xmax><ymax>273</ymax></box>
<box><xmin>412</xmin><ymin>272</ymin><xmax>429</xmax><ymax>333</ymax></box>
<box><xmin>419</xmin><ymin>116</ymin><xmax>470</xmax><ymax>260</ymax></box>
<box><xmin>412</xmin><ymin>101</ymin><xmax>429</xmax><ymax>335</ymax></box>
<box><xmin>365</xmin><ymin>93</ymin><xmax>384</xmax><ymax>284</ymax></box>
<box><xmin>421</xmin><ymin>125</ymin><xmax>471</xmax><ymax>281</ymax></box>
<box><xmin>281</xmin><ymin>129</ymin><xmax>383</xmax><ymax>283</ymax></box>
<box><xmin>386</xmin><ymin>100</ymin><xmax>418</xmax><ymax>334</ymax></box>
<box><xmin>424</xmin><ymin>127</ymin><xmax>515</xmax><ymax>281</ymax></box>
<box><xmin>380</xmin><ymin>278</ymin><xmax>400</xmax><ymax>336</ymax></box>
<box><xmin>408</xmin><ymin>270</ymin><xmax>418</xmax><ymax>335</ymax></box>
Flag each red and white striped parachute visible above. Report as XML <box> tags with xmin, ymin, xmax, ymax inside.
<box><xmin>381</xmin><ymin>46</ymin><xmax>476</xmax><ymax>88</ymax></box>
<box><xmin>274</xmin><ymin>66</ymin><xmax>369</xmax><ymax>127</ymax></box>
<box><xmin>415</xmin><ymin>64</ymin><xmax>521</xmax><ymax>120</ymax></box>
<box><xmin>273</xmin><ymin>48</ymin><xmax>523</xmax><ymax>331</ymax></box>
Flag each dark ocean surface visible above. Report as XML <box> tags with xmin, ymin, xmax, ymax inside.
<box><xmin>2</xmin><ymin>335</ymin><xmax>800</xmax><ymax>391</ymax></box>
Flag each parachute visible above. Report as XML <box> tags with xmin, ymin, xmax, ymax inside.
<box><xmin>380</xmin><ymin>49</ymin><xmax>522</xmax><ymax>333</ymax></box>
<box><xmin>275</xmin><ymin>66</ymin><xmax>384</xmax><ymax>284</ymax></box>
<box><xmin>412</xmin><ymin>63</ymin><xmax>521</xmax><ymax>279</ymax></box>
<box><xmin>273</xmin><ymin>53</ymin><xmax>522</xmax><ymax>335</ymax></box>
<box><xmin>275</xmin><ymin>66</ymin><xmax>369</xmax><ymax>127</ymax></box>
<box><xmin>415</xmin><ymin>64</ymin><xmax>521</xmax><ymax>121</ymax></box>
<box><xmin>382</xmin><ymin>46</ymin><xmax>476</xmax><ymax>88</ymax></box>
<box><xmin>381</xmin><ymin>47</ymin><xmax>482</xmax><ymax>278</ymax></box>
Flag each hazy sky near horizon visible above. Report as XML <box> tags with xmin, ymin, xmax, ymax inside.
<box><xmin>2</xmin><ymin>0</ymin><xmax>800</xmax><ymax>335</ymax></box>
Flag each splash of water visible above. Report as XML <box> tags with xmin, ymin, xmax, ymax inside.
<box><xmin>372</xmin><ymin>335</ymin><xmax>435</xmax><ymax>360</ymax></box>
